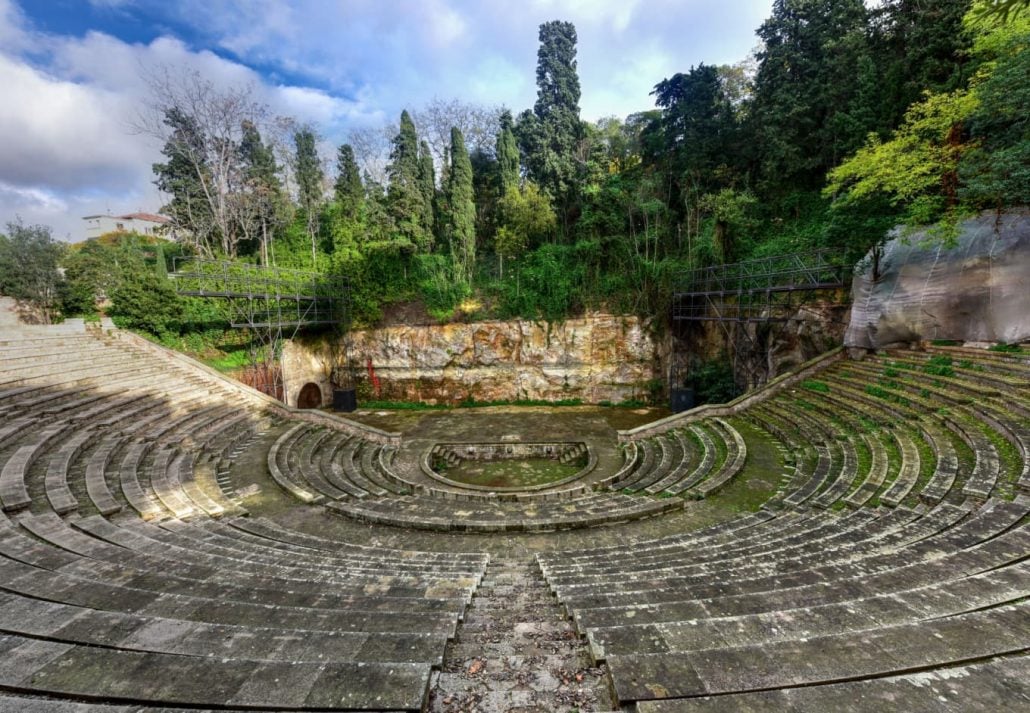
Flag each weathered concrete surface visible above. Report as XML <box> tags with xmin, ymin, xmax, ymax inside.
<box><xmin>295</xmin><ymin>313</ymin><xmax>660</xmax><ymax>405</ymax></box>
<box><xmin>846</xmin><ymin>210</ymin><xmax>1030</xmax><ymax>349</ymax></box>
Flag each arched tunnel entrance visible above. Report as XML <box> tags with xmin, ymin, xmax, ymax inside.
<box><xmin>296</xmin><ymin>382</ymin><xmax>323</xmax><ymax>409</ymax></box>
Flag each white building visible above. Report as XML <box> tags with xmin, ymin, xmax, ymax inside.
<box><xmin>82</xmin><ymin>212</ymin><xmax>171</xmax><ymax>241</ymax></box>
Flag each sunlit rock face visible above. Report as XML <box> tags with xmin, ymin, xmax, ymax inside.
<box><xmin>340</xmin><ymin>313</ymin><xmax>659</xmax><ymax>404</ymax></box>
<box><xmin>846</xmin><ymin>210</ymin><xmax>1030</xmax><ymax>350</ymax></box>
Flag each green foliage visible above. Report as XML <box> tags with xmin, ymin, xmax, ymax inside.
<box><xmin>443</xmin><ymin>127</ymin><xmax>477</xmax><ymax>286</ymax></box>
<box><xmin>413</xmin><ymin>253</ymin><xmax>469</xmax><ymax>320</ymax></box>
<box><xmin>751</xmin><ymin>0</ymin><xmax>872</xmax><ymax>189</ymax></box>
<box><xmin>496</xmin><ymin>110</ymin><xmax>520</xmax><ymax>195</ymax></box>
<box><xmin>495</xmin><ymin>182</ymin><xmax>557</xmax><ymax>262</ymax></box>
<box><xmin>518</xmin><ymin>20</ymin><xmax>584</xmax><ymax>223</ymax></box>
<box><xmin>922</xmin><ymin>355</ymin><xmax>956</xmax><ymax>376</ymax></box>
<box><xmin>109</xmin><ymin>268</ymin><xmax>182</xmax><ymax>337</ymax></box>
<box><xmin>802</xmin><ymin>380</ymin><xmax>831</xmax><ymax>393</ymax></box>
<box><xmin>334</xmin><ymin>144</ymin><xmax>364</xmax><ymax>212</ymax></box>
<box><xmin>388</xmin><ymin>111</ymin><xmax>434</xmax><ymax>252</ymax></box>
<box><xmin>988</xmin><ymin>342</ymin><xmax>1024</xmax><ymax>352</ymax></box>
<box><xmin>0</xmin><ymin>220</ymin><xmax>66</xmax><ymax>323</ymax></box>
<box><xmin>689</xmin><ymin>357</ymin><xmax>739</xmax><ymax>405</ymax></box>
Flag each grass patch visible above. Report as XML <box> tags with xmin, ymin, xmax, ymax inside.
<box><xmin>988</xmin><ymin>343</ymin><xmax>1024</xmax><ymax>354</ymax></box>
<box><xmin>361</xmin><ymin>400</ymin><xmax>449</xmax><ymax>410</ymax></box>
<box><xmin>866</xmin><ymin>384</ymin><xmax>911</xmax><ymax>408</ymax></box>
<box><xmin>204</xmin><ymin>349</ymin><xmax>251</xmax><ymax>373</ymax></box>
<box><xmin>922</xmin><ymin>355</ymin><xmax>955</xmax><ymax>377</ymax></box>
<box><xmin>843</xmin><ymin>435</ymin><xmax>872</xmax><ymax>501</ymax></box>
<box><xmin>931</xmin><ymin>339</ymin><xmax>962</xmax><ymax>346</ymax></box>
<box><xmin>877</xmin><ymin>430</ymin><xmax>903</xmax><ymax>499</ymax></box>
<box><xmin>705</xmin><ymin>418</ymin><xmax>783</xmax><ymax>513</ymax></box>
<box><xmin>901</xmin><ymin>428</ymin><xmax>938</xmax><ymax>509</ymax></box>
<box><xmin>801</xmin><ymin>379</ymin><xmax>830</xmax><ymax>393</ymax></box>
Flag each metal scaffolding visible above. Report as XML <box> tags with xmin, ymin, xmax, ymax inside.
<box><xmin>170</xmin><ymin>257</ymin><xmax>349</xmax><ymax>401</ymax></box>
<box><xmin>672</xmin><ymin>250</ymin><xmax>849</xmax><ymax>323</ymax></box>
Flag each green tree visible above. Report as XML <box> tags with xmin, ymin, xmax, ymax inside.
<box><xmin>153</xmin><ymin>108</ymin><xmax>217</xmax><ymax>256</ymax></box>
<box><xmin>872</xmin><ymin>0</ymin><xmax>974</xmax><ymax>133</ymax></box>
<box><xmin>959</xmin><ymin>6</ymin><xmax>1030</xmax><ymax>208</ymax></box>
<box><xmin>751</xmin><ymin>0</ymin><xmax>871</xmax><ymax>191</ymax></box>
<box><xmin>418</xmin><ymin>139</ymin><xmax>437</xmax><ymax>240</ymax></box>
<box><xmin>387</xmin><ymin>110</ymin><xmax>433</xmax><ymax>251</ymax></box>
<box><xmin>0</xmin><ymin>220</ymin><xmax>65</xmax><ymax>323</ymax></box>
<box><xmin>825</xmin><ymin>88</ymin><xmax>978</xmax><ymax>230</ymax></box>
<box><xmin>496</xmin><ymin>110</ymin><xmax>520</xmax><ymax>195</ymax></box>
<box><xmin>648</xmin><ymin>64</ymin><xmax>741</xmax><ymax>243</ymax></box>
<box><xmin>444</xmin><ymin>127</ymin><xmax>477</xmax><ymax>285</ymax></box>
<box><xmin>294</xmin><ymin>127</ymin><xmax>324</xmax><ymax>265</ymax></box>
<box><xmin>495</xmin><ymin>182</ymin><xmax>557</xmax><ymax>277</ymax></box>
<box><xmin>240</xmin><ymin>120</ymin><xmax>287</xmax><ymax>264</ymax></box>
<box><xmin>334</xmin><ymin>144</ymin><xmax>364</xmax><ymax>214</ymax></box>
<box><xmin>518</xmin><ymin>20</ymin><xmax>584</xmax><ymax>231</ymax></box>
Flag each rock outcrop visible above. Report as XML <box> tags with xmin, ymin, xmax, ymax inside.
<box><xmin>846</xmin><ymin>210</ymin><xmax>1030</xmax><ymax>349</ymax></box>
<box><xmin>287</xmin><ymin>313</ymin><xmax>659</xmax><ymax>405</ymax></box>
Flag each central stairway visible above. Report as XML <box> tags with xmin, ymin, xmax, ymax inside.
<box><xmin>429</xmin><ymin>559</ymin><xmax>615</xmax><ymax>712</ymax></box>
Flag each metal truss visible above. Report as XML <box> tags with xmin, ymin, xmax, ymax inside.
<box><xmin>672</xmin><ymin>250</ymin><xmax>849</xmax><ymax>323</ymax></box>
<box><xmin>170</xmin><ymin>258</ymin><xmax>349</xmax><ymax>401</ymax></box>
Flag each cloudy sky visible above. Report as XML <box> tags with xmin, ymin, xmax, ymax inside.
<box><xmin>0</xmin><ymin>0</ymin><xmax>771</xmax><ymax>241</ymax></box>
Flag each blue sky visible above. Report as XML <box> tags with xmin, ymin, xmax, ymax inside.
<box><xmin>0</xmin><ymin>0</ymin><xmax>772</xmax><ymax>240</ymax></box>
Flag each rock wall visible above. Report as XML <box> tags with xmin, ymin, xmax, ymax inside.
<box><xmin>846</xmin><ymin>210</ymin><xmax>1030</xmax><ymax>349</ymax></box>
<box><xmin>288</xmin><ymin>313</ymin><xmax>660</xmax><ymax>405</ymax></box>
<box><xmin>281</xmin><ymin>340</ymin><xmax>330</xmax><ymax>408</ymax></box>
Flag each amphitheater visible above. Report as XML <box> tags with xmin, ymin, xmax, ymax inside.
<box><xmin>0</xmin><ymin>297</ymin><xmax>1027</xmax><ymax>712</ymax></box>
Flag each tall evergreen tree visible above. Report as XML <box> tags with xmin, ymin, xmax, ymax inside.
<box><xmin>294</xmin><ymin>128</ymin><xmax>324</xmax><ymax>210</ymax></box>
<box><xmin>750</xmin><ymin>0</ymin><xmax>871</xmax><ymax>192</ymax></box>
<box><xmin>294</xmin><ymin>127</ymin><xmax>324</xmax><ymax>264</ymax></box>
<box><xmin>518</xmin><ymin>20</ymin><xmax>584</xmax><ymax>230</ymax></box>
<box><xmin>496</xmin><ymin>110</ymin><xmax>520</xmax><ymax>195</ymax></box>
<box><xmin>418</xmin><ymin>139</ymin><xmax>437</xmax><ymax>239</ymax></box>
<box><xmin>444</xmin><ymin>127</ymin><xmax>477</xmax><ymax>285</ymax></box>
<box><xmin>153</xmin><ymin>108</ymin><xmax>217</xmax><ymax>257</ymax></box>
<box><xmin>386</xmin><ymin>110</ymin><xmax>433</xmax><ymax>251</ymax></box>
<box><xmin>872</xmin><ymin>0</ymin><xmax>974</xmax><ymax>132</ymax></box>
<box><xmin>334</xmin><ymin>144</ymin><xmax>364</xmax><ymax>213</ymax></box>
<box><xmin>240</xmin><ymin>120</ymin><xmax>285</xmax><ymax>264</ymax></box>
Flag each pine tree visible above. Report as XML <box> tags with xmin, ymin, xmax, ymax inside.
<box><xmin>387</xmin><ymin>110</ymin><xmax>432</xmax><ymax>251</ymax></box>
<box><xmin>496</xmin><ymin>110</ymin><xmax>520</xmax><ymax>195</ymax></box>
<box><xmin>153</xmin><ymin>108</ymin><xmax>217</xmax><ymax>257</ymax></box>
<box><xmin>444</xmin><ymin>127</ymin><xmax>477</xmax><ymax>285</ymax></box>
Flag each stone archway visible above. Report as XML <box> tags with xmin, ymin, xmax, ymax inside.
<box><xmin>296</xmin><ymin>382</ymin><xmax>323</xmax><ymax>409</ymax></box>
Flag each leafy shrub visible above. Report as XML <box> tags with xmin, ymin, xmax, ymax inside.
<box><xmin>689</xmin><ymin>356</ymin><xmax>739</xmax><ymax>405</ymax></box>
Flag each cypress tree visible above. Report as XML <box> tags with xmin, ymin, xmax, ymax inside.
<box><xmin>496</xmin><ymin>110</ymin><xmax>520</xmax><ymax>195</ymax></box>
<box><xmin>519</xmin><ymin>20</ymin><xmax>584</xmax><ymax>228</ymax></box>
<box><xmin>294</xmin><ymin>127</ymin><xmax>324</xmax><ymax>264</ymax></box>
<box><xmin>418</xmin><ymin>139</ymin><xmax>436</xmax><ymax>239</ymax></box>
<box><xmin>445</xmin><ymin>127</ymin><xmax>476</xmax><ymax>285</ymax></box>
<box><xmin>387</xmin><ymin>110</ymin><xmax>432</xmax><ymax>251</ymax></box>
<box><xmin>334</xmin><ymin>144</ymin><xmax>364</xmax><ymax>213</ymax></box>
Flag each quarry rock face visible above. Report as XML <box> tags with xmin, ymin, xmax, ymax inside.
<box><xmin>846</xmin><ymin>210</ymin><xmax>1030</xmax><ymax>349</ymax></box>
<box><xmin>328</xmin><ymin>313</ymin><xmax>658</xmax><ymax>404</ymax></box>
